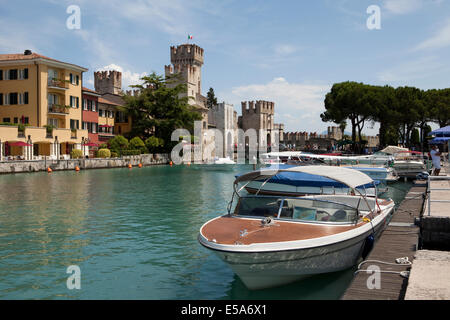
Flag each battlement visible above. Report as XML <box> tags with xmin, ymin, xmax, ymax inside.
<box><xmin>170</xmin><ymin>44</ymin><xmax>204</xmax><ymax>66</ymax></box>
<box><xmin>94</xmin><ymin>70</ymin><xmax>122</xmax><ymax>95</ymax></box>
<box><xmin>241</xmin><ymin>100</ymin><xmax>275</xmax><ymax>115</ymax></box>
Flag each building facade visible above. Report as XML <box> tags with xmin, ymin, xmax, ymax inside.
<box><xmin>164</xmin><ymin>43</ymin><xmax>212</xmax><ymax>160</ymax></box>
<box><xmin>0</xmin><ymin>50</ymin><xmax>89</xmax><ymax>160</ymax></box>
<box><xmin>207</xmin><ymin>102</ymin><xmax>238</xmax><ymax>158</ymax></box>
<box><xmin>82</xmin><ymin>87</ymin><xmax>100</xmax><ymax>156</ymax></box>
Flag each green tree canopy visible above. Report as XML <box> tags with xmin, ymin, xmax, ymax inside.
<box><xmin>206</xmin><ymin>87</ymin><xmax>218</xmax><ymax>109</ymax></box>
<box><xmin>122</xmin><ymin>72</ymin><xmax>202</xmax><ymax>151</ymax></box>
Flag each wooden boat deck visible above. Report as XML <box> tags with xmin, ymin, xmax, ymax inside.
<box><xmin>201</xmin><ymin>216</ymin><xmax>364</xmax><ymax>245</ymax></box>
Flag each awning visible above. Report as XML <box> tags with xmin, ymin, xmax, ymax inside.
<box><xmin>235</xmin><ymin>165</ymin><xmax>374</xmax><ymax>189</ymax></box>
<box><xmin>429</xmin><ymin>125</ymin><xmax>450</xmax><ymax>136</ymax></box>
<box><xmin>429</xmin><ymin>137</ymin><xmax>450</xmax><ymax>144</ymax></box>
<box><xmin>8</xmin><ymin>141</ymin><xmax>32</xmax><ymax>147</ymax></box>
<box><xmin>380</xmin><ymin>146</ymin><xmax>408</xmax><ymax>154</ymax></box>
<box><xmin>99</xmin><ymin>124</ymin><xmax>113</xmax><ymax>128</ymax></box>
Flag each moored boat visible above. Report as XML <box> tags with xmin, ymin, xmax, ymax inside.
<box><xmin>198</xmin><ymin>166</ymin><xmax>395</xmax><ymax>290</ymax></box>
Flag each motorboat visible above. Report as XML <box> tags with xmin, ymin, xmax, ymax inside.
<box><xmin>342</xmin><ymin>165</ymin><xmax>398</xmax><ymax>183</ymax></box>
<box><xmin>213</xmin><ymin>157</ymin><xmax>236</xmax><ymax>165</ymax></box>
<box><xmin>261</xmin><ymin>151</ymin><xmax>394</xmax><ymax>167</ymax></box>
<box><xmin>239</xmin><ymin>164</ymin><xmax>385</xmax><ymax>197</ymax></box>
<box><xmin>198</xmin><ymin>166</ymin><xmax>395</xmax><ymax>290</ymax></box>
<box><xmin>393</xmin><ymin>151</ymin><xmax>427</xmax><ymax>178</ymax></box>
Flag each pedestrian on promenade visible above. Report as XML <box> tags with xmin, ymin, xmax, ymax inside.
<box><xmin>430</xmin><ymin>145</ymin><xmax>441</xmax><ymax>176</ymax></box>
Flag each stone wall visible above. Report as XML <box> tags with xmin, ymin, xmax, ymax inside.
<box><xmin>0</xmin><ymin>154</ymin><xmax>170</xmax><ymax>174</ymax></box>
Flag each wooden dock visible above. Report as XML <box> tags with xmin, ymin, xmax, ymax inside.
<box><xmin>341</xmin><ymin>182</ymin><xmax>426</xmax><ymax>300</ymax></box>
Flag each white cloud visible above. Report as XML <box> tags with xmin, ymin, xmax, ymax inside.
<box><xmin>223</xmin><ymin>77</ymin><xmax>330</xmax><ymax>132</ymax></box>
<box><xmin>96</xmin><ymin>64</ymin><xmax>147</xmax><ymax>90</ymax></box>
<box><xmin>383</xmin><ymin>0</ymin><xmax>423</xmax><ymax>14</ymax></box>
<box><xmin>414</xmin><ymin>19</ymin><xmax>450</xmax><ymax>51</ymax></box>
<box><xmin>273</xmin><ymin>44</ymin><xmax>298</xmax><ymax>56</ymax></box>
<box><xmin>377</xmin><ymin>55</ymin><xmax>445</xmax><ymax>82</ymax></box>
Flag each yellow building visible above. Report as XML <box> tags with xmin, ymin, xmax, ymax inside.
<box><xmin>0</xmin><ymin>50</ymin><xmax>89</xmax><ymax>160</ymax></box>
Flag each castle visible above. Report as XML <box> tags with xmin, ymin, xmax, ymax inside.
<box><xmin>239</xmin><ymin>100</ymin><xmax>284</xmax><ymax>149</ymax></box>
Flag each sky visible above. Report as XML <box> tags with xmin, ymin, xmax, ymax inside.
<box><xmin>1</xmin><ymin>0</ymin><xmax>449</xmax><ymax>134</ymax></box>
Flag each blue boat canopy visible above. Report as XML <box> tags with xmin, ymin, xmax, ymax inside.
<box><xmin>236</xmin><ymin>165</ymin><xmax>379</xmax><ymax>189</ymax></box>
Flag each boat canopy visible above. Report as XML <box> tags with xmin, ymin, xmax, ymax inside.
<box><xmin>235</xmin><ymin>166</ymin><xmax>375</xmax><ymax>190</ymax></box>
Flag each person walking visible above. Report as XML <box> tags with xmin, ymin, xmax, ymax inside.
<box><xmin>430</xmin><ymin>145</ymin><xmax>442</xmax><ymax>176</ymax></box>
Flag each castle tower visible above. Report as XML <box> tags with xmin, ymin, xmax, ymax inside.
<box><xmin>165</xmin><ymin>44</ymin><xmax>204</xmax><ymax>104</ymax></box>
<box><xmin>94</xmin><ymin>70</ymin><xmax>122</xmax><ymax>95</ymax></box>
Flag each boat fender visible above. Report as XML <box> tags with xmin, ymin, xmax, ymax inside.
<box><xmin>361</xmin><ymin>234</ymin><xmax>375</xmax><ymax>259</ymax></box>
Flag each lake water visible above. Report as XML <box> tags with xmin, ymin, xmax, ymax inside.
<box><xmin>0</xmin><ymin>165</ymin><xmax>412</xmax><ymax>299</ymax></box>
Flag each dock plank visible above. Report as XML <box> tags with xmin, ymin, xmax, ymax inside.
<box><xmin>341</xmin><ymin>184</ymin><xmax>425</xmax><ymax>300</ymax></box>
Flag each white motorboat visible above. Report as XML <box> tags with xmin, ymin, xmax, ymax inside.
<box><xmin>393</xmin><ymin>151</ymin><xmax>427</xmax><ymax>178</ymax></box>
<box><xmin>198</xmin><ymin>166</ymin><xmax>395</xmax><ymax>290</ymax></box>
<box><xmin>213</xmin><ymin>157</ymin><xmax>236</xmax><ymax>165</ymax></box>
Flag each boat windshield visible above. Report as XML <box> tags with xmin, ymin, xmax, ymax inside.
<box><xmin>234</xmin><ymin>196</ymin><xmax>358</xmax><ymax>223</ymax></box>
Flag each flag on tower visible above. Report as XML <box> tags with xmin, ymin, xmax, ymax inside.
<box><xmin>188</xmin><ymin>35</ymin><xmax>193</xmax><ymax>40</ymax></box>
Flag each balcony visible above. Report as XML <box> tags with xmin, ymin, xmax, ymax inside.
<box><xmin>48</xmin><ymin>79</ymin><xmax>69</xmax><ymax>90</ymax></box>
<box><xmin>48</xmin><ymin>104</ymin><xmax>70</xmax><ymax>115</ymax></box>
<box><xmin>71</xmin><ymin>129</ymin><xmax>77</xmax><ymax>139</ymax></box>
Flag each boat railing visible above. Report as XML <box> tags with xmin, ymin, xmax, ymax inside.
<box><xmin>427</xmin><ymin>175</ymin><xmax>450</xmax><ymax>216</ymax></box>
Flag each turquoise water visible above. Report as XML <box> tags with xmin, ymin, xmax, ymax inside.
<box><xmin>0</xmin><ymin>165</ymin><xmax>412</xmax><ymax>299</ymax></box>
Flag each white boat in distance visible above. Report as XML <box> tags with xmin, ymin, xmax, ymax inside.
<box><xmin>198</xmin><ymin>166</ymin><xmax>395</xmax><ymax>290</ymax></box>
<box><xmin>260</xmin><ymin>151</ymin><xmax>394</xmax><ymax>166</ymax></box>
<box><xmin>393</xmin><ymin>151</ymin><xmax>427</xmax><ymax>178</ymax></box>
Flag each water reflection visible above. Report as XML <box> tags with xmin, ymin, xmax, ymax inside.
<box><xmin>0</xmin><ymin>165</ymin><xmax>412</xmax><ymax>299</ymax></box>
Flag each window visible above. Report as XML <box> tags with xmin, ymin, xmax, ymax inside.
<box><xmin>9</xmin><ymin>93</ymin><xmax>18</xmax><ymax>105</ymax></box>
<box><xmin>70</xmin><ymin>96</ymin><xmax>79</xmax><ymax>108</ymax></box>
<box><xmin>48</xmin><ymin>118</ymin><xmax>58</xmax><ymax>127</ymax></box>
<box><xmin>70</xmin><ymin>73</ymin><xmax>79</xmax><ymax>85</ymax></box>
<box><xmin>24</xmin><ymin>117</ymin><xmax>29</xmax><ymax>124</ymax></box>
<box><xmin>0</xmin><ymin>93</ymin><xmax>3</xmax><ymax>105</ymax></box>
<box><xmin>48</xmin><ymin>94</ymin><xmax>58</xmax><ymax>108</ymax></box>
<box><xmin>0</xmin><ymin>70</ymin><xmax>3</xmax><ymax>81</ymax></box>
<box><xmin>3</xmin><ymin>118</ymin><xmax>10</xmax><ymax>123</ymax></box>
<box><xmin>99</xmin><ymin>109</ymin><xmax>103</xmax><ymax>117</ymax></box>
<box><xmin>48</xmin><ymin>69</ymin><xmax>58</xmax><ymax>81</ymax></box>
<box><xmin>14</xmin><ymin>117</ymin><xmax>18</xmax><ymax>124</ymax></box>
<box><xmin>24</xmin><ymin>92</ymin><xmax>29</xmax><ymax>104</ymax></box>
<box><xmin>70</xmin><ymin>119</ymin><xmax>79</xmax><ymax>130</ymax></box>
<box><xmin>92</xmin><ymin>101</ymin><xmax>97</xmax><ymax>112</ymax></box>
<box><xmin>82</xmin><ymin>122</ymin><xmax>88</xmax><ymax>130</ymax></box>
<box><xmin>87</xmin><ymin>99</ymin><xmax>93</xmax><ymax>111</ymax></box>
<box><xmin>19</xmin><ymin>69</ymin><xmax>28</xmax><ymax>80</ymax></box>
<box><xmin>8</xmin><ymin>69</ymin><xmax>18</xmax><ymax>80</ymax></box>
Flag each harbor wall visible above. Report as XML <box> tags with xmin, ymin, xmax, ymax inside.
<box><xmin>0</xmin><ymin>154</ymin><xmax>170</xmax><ymax>174</ymax></box>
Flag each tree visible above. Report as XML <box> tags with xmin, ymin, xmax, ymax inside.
<box><xmin>321</xmin><ymin>82</ymin><xmax>376</xmax><ymax>153</ymax></box>
<box><xmin>122</xmin><ymin>72</ymin><xmax>202</xmax><ymax>151</ymax></box>
<box><xmin>129</xmin><ymin>137</ymin><xmax>147</xmax><ymax>154</ymax></box>
<box><xmin>427</xmin><ymin>89</ymin><xmax>450</xmax><ymax>128</ymax></box>
<box><xmin>108</xmin><ymin>135</ymin><xmax>129</xmax><ymax>155</ymax></box>
<box><xmin>206</xmin><ymin>87</ymin><xmax>218</xmax><ymax>109</ymax></box>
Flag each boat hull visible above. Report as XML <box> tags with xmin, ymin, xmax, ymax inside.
<box><xmin>200</xmin><ymin>208</ymin><xmax>392</xmax><ymax>290</ymax></box>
